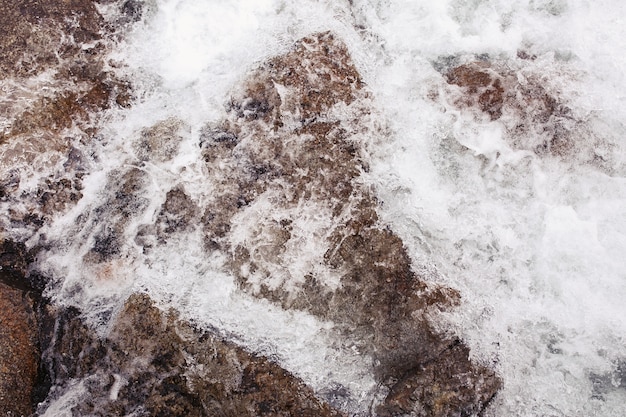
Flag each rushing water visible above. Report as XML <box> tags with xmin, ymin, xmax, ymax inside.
<box><xmin>22</xmin><ymin>0</ymin><xmax>626</xmax><ymax>416</ymax></box>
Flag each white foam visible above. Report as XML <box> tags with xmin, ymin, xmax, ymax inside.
<box><xmin>355</xmin><ymin>2</ymin><xmax>626</xmax><ymax>415</ymax></box>
<box><xmin>134</xmin><ymin>229</ymin><xmax>378</xmax><ymax>412</ymax></box>
<box><xmin>34</xmin><ymin>0</ymin><xmax>626</xmax><ymax>415</ymax></box>
<box><xmin>40</xmin><ymin>381</ymin><xmax>88</xmax><ymax>417</ymax></box>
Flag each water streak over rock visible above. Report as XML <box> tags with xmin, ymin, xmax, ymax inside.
<box><xmin>0</xmin><ymin>0</ymin><xmax>133</xmax><ymax>240</ymax></box>
<box><xmin>37</xmin><ymin>293</ymin><xmax>343</xmax><ymax>417</ymax></box>
<box><xmin>0</xmin><ymin>239</ymin><xmax>41</xmax><ymax>416</ymax></box>
<box><xmin>2</xmin><ymin>6</ymin><xmax>501</xmax><ymax>413</ymax></box>
<box><xmin>439</xmin><ymin>58</ymin><xmax>613</xmax><ymax>170</ymax></box>
<box><xmin>192</xmin><ymin>31</ymin><xmax>501</xmax><ymax>415</ymax></box>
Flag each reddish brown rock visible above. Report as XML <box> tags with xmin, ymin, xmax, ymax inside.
<box><xmin>191</xmin><ymin>31</ymin><xmax>501</xmax><ymax>415</ymax></box>
<box><xmin>0</xmin><ymin>283</ymin><xmax>40</xmax><ymax>416</ymax></box>
<box><xmin>446</xmin><ymin>63</ymin><xmax>505</xmax><ymax>120</ymax></box>
<box><xmin>441</xmin><ymin>59</ymin><xmax>593</xmax><ymax>161</ymax></box>
<box><xmin>378</xmin><ymin>343</ymin><xmax>500</xmax><ymax>417</ymax></box>
<box><xmin>38</xmin><ymin>293</ymin><xmax>344</xmax><ymax>417</ymax></box>
<box><xmin>0</xmin><ymin>0</ymin><xmax>133</xmax><ymax>239</ymax></box>
<box><xmin>0</xmin><ymin>239</ymin><xmax>40</xmax><ymax>416</ymax></box>
<box><xmin>1</xmin><ymin>10</ymin><xmax>502</xmax><ymax>413</ymax></box>
<box><xmin>0</xmin><ymin>0</ymin><xmax>101</xmax><ymax>78</ymax></box>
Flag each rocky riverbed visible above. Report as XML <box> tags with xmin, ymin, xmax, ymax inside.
<box><xmin>0</xmin><ymin>1</ymin><xmax>502</xmax><ymax>415</ymax></box>
<box><xmin>4</xmin><ymin>1</ymin><xmax>625</xmax><ymax>416</ymax></box>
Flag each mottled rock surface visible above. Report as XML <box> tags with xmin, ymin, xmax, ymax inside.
<box><xmin>0</xmin><ymin>240</ymin><xmax>40</xmax><ymax>416</ymax></box>
<box><xmin>378</xmin><ymin>342</ymin><xmax>500</xmax><ymax>417</ymax></box>
<box><xmin>0</xmin><ymin>2</ymin><xmax>141</xmax><ymax>415</ymax></box>
<box><xmin>0</xmin><ymin>283</ymin><xmax>39</xmax><ymax>416</ymax></box>
<box><xmin>440</xmin><ymin>58</ymin><xmax>610</xmax><ymax>169</ymax></box>
<box><xmin>64</xmin><ymin>31</ymin><xmax>501</xmax><ymax>416</ymax></box>
<box><xmin>2</xmin><ymin>4</ymin><xmax>501</xmax><ymax>413</ymax></box>
<box><xmin>192</xmin><ymin>31</ymin><xmax>501</xmax><ymax>415</ymax></box>
<box><xmin>445</xmin><ymin>63</ymin><xmax>505</xmax><ymax>121</ymax></box>
<box><xmin>38</xmin><ymin>293</ymin><xmax>343</xmax><ymax>417</ymax></box>
<box><xmin>0</xmin><ymin>0</ymin><xmax>133</xmax><ymax>239</ymax></box>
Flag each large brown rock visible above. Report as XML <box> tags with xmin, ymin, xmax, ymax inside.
<box><xmin>189</xmin><ymin>31</ymin><xmax>501</xmax><ymax>415</ymax></box>
<box><xmin>2</xmin><ymin>8</ymin><xmax>502</xmax><ymax>413</ymax></box>
<box><xmin>87</xmin><ymin>31</ymin><xmax>500</xmax><ymax>416</ymax></box>
<box><xmin>38</xmin><ymin>293</ymin><xmax>343</xmax><ymax>416</ymax></box>
<box><xmin>0</xmin><ymin>283</ymin><xmax>40</xmax><ymax>416</ymax></box>
<box><xmin>445</xmin><ymin>63</ymin><xmax>505</xmax><ymax>121</ymax></box>
<box><xmin>0</xmin><ymin>240</ymin><xmax>40</xmax><ymax>416</ymax></box>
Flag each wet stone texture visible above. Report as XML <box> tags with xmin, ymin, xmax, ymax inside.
<box><xmin>0</xmin><ymin>283</ymin><xmax>40</xmax><ymax>416</ymax></box>
<box><xmin>192</xmin><ymin>31</ymin><xmax>501</xmax><ymax>415</ymax></box>
<box><xmin>1</xmin><ymin>8</ymin><xmax>502</xmax><ymax>414</ymax></box>
<box><xmin>0</xmin><ymin>0</ymin><xmax>102</xmax><ymax>78</ymax></box>
<box><xmin>37</xmin><ymin>293</ymin><xmax>343</xmax><ymax>417</ymax></box>
<box><xmin>0</xmin><ymin>0</ymin><xmax>134</xmax><ymax>240</ymax></box>
<box><xmin>440</xmin><ymin>58</ymin><xmax>612</xmax><ymax>169</ymax></box>
<box><xmin>0</xmin><ymin>240</ymin><xmax>41</xmax><ymax>416</ymax></box>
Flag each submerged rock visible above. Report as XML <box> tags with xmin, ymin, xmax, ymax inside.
<box><xmin>134</xmin><ymin>118</ymin><xmax>188</xmax><ymax>163</ymax></box>
<box><xmin>440</xmin><ymin>58</ymin><xmax>612</xmax><ymax>169</ymax></box>
<box><xmin>0</xmin><ymin>0</ymin><xmax>133</xmax><ymax>241</ymax></box>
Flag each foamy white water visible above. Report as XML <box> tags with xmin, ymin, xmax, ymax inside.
<box><xmin>34</xmin><ymin>0</ymin><xmax>626</xmax><ymax>415</ymax></box>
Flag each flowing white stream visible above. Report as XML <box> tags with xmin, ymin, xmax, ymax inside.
<box><xmin>32</xmin><ymin>0</ymin><xmax>626</xmax><ymax>416</ymax></box>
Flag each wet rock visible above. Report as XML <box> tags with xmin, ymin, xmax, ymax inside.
<box><xmin>9</xmin><ymin>83</ymin><xmax>111</xmax><ymax>135</ymax></box>
<box><xmin>0</xmin><ymin>0</ymin><xmax>102</xmax><ymax>78</ymax></box>
<box><xmin>38</xmin><ymin>293</ymin><xmax>343</xmax><ymax>416</ymax></box>
<box><xmin>0</xmin><ymin>169</ymin><xmax>20</xmax><ymax>200</ymax></box>
<box><xmin>136</xmin><ymin>185</ymin><xmax>200</xmax><ymax>250</ymax></box>
<box><xmin>121</xmin><ymin>0</ymin><xmax>145</xmax><ymax>23</ymax></box>
<box><xmin>0</xmin><ymin>0</ymin><xmax>135</xmax><ymax>241</ymax></box>
<box><xmin>377</xmin><ymin>342</ymin><xmax>500</xmax><ymax>417</ymax></box>
<box><xmin>37</xmin><ymin>176</ymin><xmax>84</xmax><ymax>216</ymax></box>
<box><xmin>1</xmin><ymin>22</ymin><xmax>501</xmax><ymax>416</ymax></box>
<box><xmin>84</xmin><ymin>168</ymin><xmax>150</xmax><ymax>263</ymax></box>
<box><xmin>155</xmin><ymin>186</ymin><xmax>199</xmax><ymax>236</ymax></box>
<box><xmin>0</xmin><ymin>239</ymin><xmax>30</xmax><ymax>289</ymax></box>
<box><xmin>445</xmin><ymin>63</ymin><xmax>505</xmax><ymax>120</ymax></box>
<box><xmin>0</xmin><ymin>282</ymin><xmax>40</xmax><ymax>416</ymax></box>
<box><xmin>134</xmin><ymin>118</ymin><xmax>188</xmax><ymax>163</ymax></box>
<box><xmin>590</xmin><ymin>359</ymin><xmax>626</xmax><ymax>400</ymax></box>
<box><xmin>0</xmin><ymin>239</ymin><xmax>42</xmax><ymax>416</ymax></box>
<box><xmin>0</xmin><ymin>238</ymin><xmax>48</xmax><ymax>294</ymax></box>
<box><xmin>198</xmin><ymin>31</ymin><xmax>500</xmax><ymax>414</ymax></box>
<box><xmin>440</xmin><ymin>59</ymin><xmax>605</xmax><ymax>163</ymax></box>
